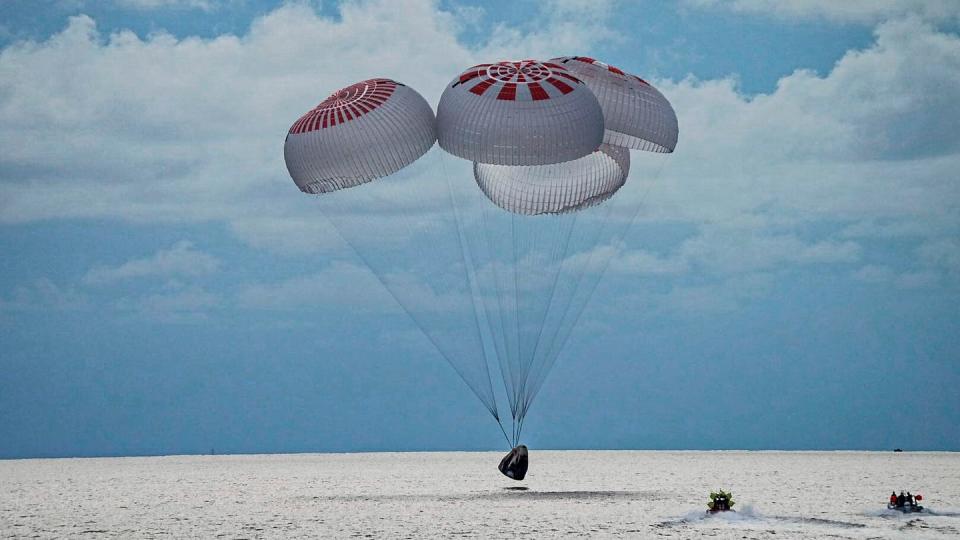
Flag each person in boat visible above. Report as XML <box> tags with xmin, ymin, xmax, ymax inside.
<box><xmin>907</xmin><ymin>492</ymin><xmax>915</xmax><ymax>508</ymax></box>
<box><xmin>708</xmin><ymin>490</ymin><xmax>733</xmax><ymax>512</ymax></box>
<box><xmin>890</xmin><ymin>491</ymin><xmax>898</xmax><ymax>507</ymax></box>
<box><xmin>897</xmin><ymin>491</ymin><xmax>906</xmax><ymax>508</ymax></box>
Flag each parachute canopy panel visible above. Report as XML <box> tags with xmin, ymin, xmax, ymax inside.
<box><xmin>437</xmin><ymin>60</ymin><xmax>604</xmax><ymax>166</ymax></box>
<box><xmin>473</xmin><ymin>144</ymin><xmax>630</xmax><ymax>215</ymax></box>
<box><xmin>551</xmin><ymin>56</ymin><xmax>678</xmax><ymax>153</ymax></box>
<box><xmin>284</xmin><ymin>78</ymin><xmax>437</xmax><ymax>194</ymax></box>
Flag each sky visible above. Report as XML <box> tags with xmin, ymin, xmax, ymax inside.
<box><xmin>1</xmin><ymin>0</ymin><xmax>959</xmax><ymax>459</ymax></box>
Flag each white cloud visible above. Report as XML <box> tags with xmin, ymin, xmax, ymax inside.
<box><xmin>896</xmin><ymin>270</ymin><xmax>940</xmax><ymax>288</ymax></box>
<box><xmin>584</xmin><ymin>15</ymin><xmax>960</xmax><ymax>311</ymax></box>
<box><xmin>236</xmin><ymin>260</ymin><xmax>467</xmax><ymax>313</ymax></box>
<box><xmin>0</xmin><ymin>1</ymin><xmax>957</xmax><ymax>315</ymax></box>
<box><xmin>685</xmin><ymin>0</ymin><xmax>960</xmax><ymax>24</ymax></box>
<box><xmin>665</xmin><ymin>272</ymin><xmax>774</xmax><ymax>314</ymax></box>
<box><xmin>0</xmin><ymin>0</ymin><xmax>619</xmax><ymax>254</ymax></box>
<box><xmin>111</xmin><ymin>0</ymin><xmax>218</xmax><ymax>10</ymax></box>
<box><xmin>0</xmin><ymin>278</ymin><xmax>89</xmax><ymax>311</ymax></box>
<box><xmin>839</xmin><ymin>219</ymin><xmax>943</xmax><ymax>239</ymax></box>
<box><xmin>607</xmin><ymin>247</ymin><xmax>690</xmax><ymax>275</ymax></box>
<box><xmin>83</xmin><ymin>240</ymin><xmax>220</xmax><ymax>284</ymax></box>
<box><xmin>918</xmin><ymin>238</ymin><xmax>960</xmax><ymax>273</ymax></box>
<box><xmin>851</xmin><ymin>264</ymin><xmax>939</xmax><ymax>288</ymax></box>
<box><xmin>594</xmin><ymin>271</ymin><xmax>777</xmax><ymax>318</ymax></box>
<box><xmin>115</xmin><ymin>282</ymin><xmax>219</xmax><ymax>322</ymax></box>
<box><xmin>237</xmin><ymin>261</ymin><xmax>390</xmax><ymax>311</ymax></box>
<box><xmin>603</xmin><ymin>228</ymin><xmax>861</xmax><ymax>276</ymax></box>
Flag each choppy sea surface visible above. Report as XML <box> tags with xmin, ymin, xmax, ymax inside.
<box><xmin>2</xmin><ymin>451</ymin><xmax>959</xmax><ymax>539</ymax></box>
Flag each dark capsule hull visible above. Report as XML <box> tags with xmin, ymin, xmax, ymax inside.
<box><xmin>498</xmin><ymin>445</ymin><xmax>529</xmax><ymax>481</ymax></box>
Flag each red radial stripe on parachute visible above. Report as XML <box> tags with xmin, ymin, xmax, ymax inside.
<box><xmin>572</xmin><ymin>56</ymin><xmax>632</xmax><ymax>78</ymax></box>
<box><xmin>470</xmin><ymin>79</ymin><xmax>496</xmax><ymax>96</ymax></box>
<box><xmin>546</xmin><ymin>77</ymin><xmax>574</xmax><ymax>94</ymax></box>
<box><xmin>454</xmin><ymin>60</ymin><xmax>581</xmax><ymax>100</ymax></box>
<box><xmin>288</xmin><ymin>78</ymin><xmax>398</xmax><ymax>134</ymax></box>
<box><xmin>459</xmin><ymin>70</ymin><xmax>483</xmax><ymax>85</ymax></box>
<box><xmin>556</xmin><ymin>71</ymin><xmax>582</xmax><ymax>84</ymax></box>
<box><xmin>527</xmin><ymin>82</ymin><xmax>549</xmax><ymax>101</ymax></box>
<box><xmin>497</xmin><ymin>83</ymin><xmax>517</xmax><ymax>100</ymax></box>
<box><xmin>459</xmin><ymin>64</ymin><xmax>492</xmax><ymax>84</ymax></box>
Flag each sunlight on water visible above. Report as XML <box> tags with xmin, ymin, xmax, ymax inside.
<box><xmin>2</xmin><ymin>451</ymin><xmax>958</xmax><ymax>538</ymax></box>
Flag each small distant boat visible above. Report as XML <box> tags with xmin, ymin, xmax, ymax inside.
<box><xmin>887</xmin><ymin>503</ymin><xmax>924</xmax><ymax>513</ymax></box>
<box><xmin>887</xmin><ymin>493</ymin><xmax>924</xmax><ymax>513</ymax></box>
<box><xmin>894</xmin><ymin>448</ymin><xmax>903</xmax><ymax>452</ymax></box>
<box><xmin>707</xmin><ymin>507</ymin><xmax>736</xmax><ymax>514</ymax></box>
<box><xmin>707</xmin><ymin>489</ymin><xmax>735</xmax><ymax>514</ymax></box>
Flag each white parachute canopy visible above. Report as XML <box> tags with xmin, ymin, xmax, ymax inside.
<box><xmin>283</xmin><ymin>79</ymin><xmax>503</xmax><ymax>422</ymax></box>
<box><xmin>474</xmin><ymin>144</ymin><xmax>630</xmax><ymax>216</ymax></box>
<box><xmin>284</xmin><ymin>78</ymin><xmax>437</xmax><ymax>193</ymax></box>
<box><xmin>550</xmin><ymin>56</ymin><xmax>678</xmax><ymax>153</ymax></box>
<box><xmin>284</xmin><ymin>61</ymin><xmax>678</xmax><ymax>449</ymax></box>
<box><xmin>436</xmin><ymin>60</ymin><xmax>604</xmax><ymax>165</ymax></box>
<box><xmin>434</xmin><ymin>58</ymin><xmax>676</xmax><ymax>446</ymax></box>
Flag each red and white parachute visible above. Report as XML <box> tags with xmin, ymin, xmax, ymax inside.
<box><xmin>551</xmin><ymin>56</ymin><xmax>678</xmax><ymax>153</ymax></box>
<box><xmin>436</xmin><ymin>60</ymin><xmax>604</xmax><ymax>166</ymax></box>
<box><xmin>282</xmin><ymin>56</ymin><xmax>678</xmax><ymax>453</ymax></box>
<box><xmin>284</xmin><ymin>78</ymin><xmax>436</xmax><ymax>194</ymax></box>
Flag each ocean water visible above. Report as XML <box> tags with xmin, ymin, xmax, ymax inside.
<box><xmin>2</xmin><ymin>451</ymin><xmax>958</xmax><ymax>538</ymax></box>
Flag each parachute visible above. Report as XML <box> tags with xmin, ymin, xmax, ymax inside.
<box><xmin>473</xmin><ymin>143</ymin><xmax>630</xmax><ymax>215</ymax></box>
<box><xmin>283</xmin><ymin>58</ymin><xmax>678</xmax><ymax>466</ymax></box>
<box><xmin>549</xmin><ymin>56</ymin><xmax>678</xmax><ymax>152</ymax></box>
<box><xmin>436</xmin><ymin>60</ymin><xmax>604</xmax><ymax>165</ymax></box>
<box><xmin>285</xmin><ymin>78</ymin><xmax>437</xmax><ymax>193</ymax></box>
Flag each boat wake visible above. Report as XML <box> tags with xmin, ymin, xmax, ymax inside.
<box><xmin>658</xmin><ymin>506</ymin><xmax>865</xmax><ymax>530</ymax></box>
<box><xmin>869</xmin><ymin>506</ymin><xmax>960</xmax><ymax>519</ymax></box>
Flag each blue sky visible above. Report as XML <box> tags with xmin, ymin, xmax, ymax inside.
<box><xmin>1</xmin><ymin>0</ymin><xmax>959</xmax><ymax>458</ymax></box>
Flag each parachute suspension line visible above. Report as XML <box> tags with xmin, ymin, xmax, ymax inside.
<box><xmin>312</xmin><ymin>154</ymin><xmax>500</xmax><ymax>421</ymax></box>
<box><xmin>470</xmin><ymin>192</ymin><xmax>525</xmax><ymax>447</ymax></box>
<box><xmin>518</xmin><ymin>204</ymin><xmax>615</xmax><ymax>422</ymax></box>
<box><xmin>320</xmin><ymin>206</ymin><xmax>499</xmax><ymax>419</ymax></box>
<box><xmin>441</xmin><ymin>154</ymin><xmax>500</xmax><ymax>424</ymax></box>
<box><xmin>514</xmin><ymin>211</ymin><xmax>578</xmax><ymax>427</ymax></box>
<box><xmin>522</xmin><ymin>216</ymin><xmax>627</xmax><ymax>419</ymax></box>
<box><xmin>497</xmin><ymin>417</ymin><xmax>512</xmax><ymax>448</ymax></box>
<box><xmin>517</xmin><ymin>175</ymin><xmax>635</xmax><ymax>422</ymax></box>
<box><xmin>474</xmin><ymin>190</ymin><xmax>520</xmax><ymax>429</ymax></box>
<box><xmin>510</xmin><ymin>212</ymin><xmax>523</xmax><ymax>418</ymax></box>
<box><xmin>523</xmin><ymin>156</ymin><xmax>673</xmax><ymax>414</ymax></box>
